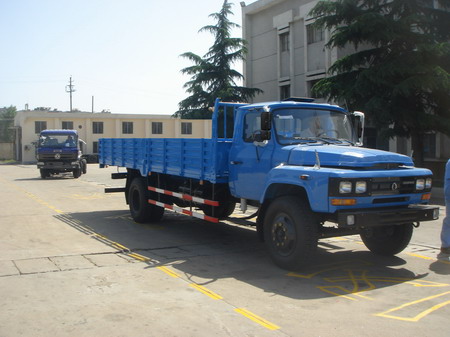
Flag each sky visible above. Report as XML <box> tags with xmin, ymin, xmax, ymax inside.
<box><xmin>0</xmin><ymin>0</ymin><xmax>254</xmax><ymax>114</ymax></box>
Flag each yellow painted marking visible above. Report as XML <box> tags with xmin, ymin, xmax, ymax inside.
<box><xmin>287</xmin><ymin>260</ymin><xmax>371</xmax><ymax>279</ymax></box>
<box><xmin>408</xmin><ymin>253</ymin><xmax>450</xmax><ymax>265</ymax></box>
<box><xmin>127</xmin><ymin>253</ymin><xmax>150</xmax><ymax>262</ymax></box>
<box><xmin>189</xmin><ymin>283</ymin><xmax>223</xmax><ymax>300</ymax></box>
<box><xmin>408</xmin><ymin>253</ymin><xmax>435</xmax><ymax>261</ymax></box>
<box><xmin>157</xmin><ymin>266</ymin><xmax>180</xmax><ymax>278</ymax></box>
<box><xmin>316</xmin><ymin>286</ymin><xmax>358</xmax><ymax>301</ymax></box>
<box><xmin>234</xmin><ymin>308</ymin><xmax>280</xmax><ymax>330</ymax></box>
<box><xmin>376</xmin><ymin>291</ymin><xmax>450</xmax><ymax>322</ymax></box>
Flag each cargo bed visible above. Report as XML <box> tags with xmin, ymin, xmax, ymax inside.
<box><xmin>99</xmin><ymin>138</ymin><xmax>232</xmax><ymax>183</ymax></box>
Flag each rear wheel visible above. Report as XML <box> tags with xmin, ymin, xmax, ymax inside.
<box><xmin>360</xmin><ymin>223</ymin><xmax>413</xmax><ymax>256</ymax></box>
<box><xmin>263</xmin><ymin>196</ymin><xmax>318</xmax><ymax>270</ymax></box>
<box><xmin>129</xmin><ymin>177</ymin><xmax>164</xmax><ymax>223</ymax></box>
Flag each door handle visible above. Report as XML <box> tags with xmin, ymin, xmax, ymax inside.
<box><xmin>230</xmin><ymin>161</ymin><xmax>243</xmax><ymax>165</ymax></box>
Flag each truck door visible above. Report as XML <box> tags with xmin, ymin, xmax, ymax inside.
<box><xmin>229</xmin><ymin>110</ymin><xmax>275</xmax><ymax>201</ymax></box>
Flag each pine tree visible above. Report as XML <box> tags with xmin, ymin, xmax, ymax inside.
<box><xmin>310</xmin><ymin>0</ymin><xmax>450</xmax><ymax>166</ymax></box>
<box><xmin>174</xmin><ymin>0</ymin><xmax>262</xmax><ymax>119</ymax></box>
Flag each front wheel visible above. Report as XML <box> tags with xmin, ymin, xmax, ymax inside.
<box><xmin>360</xmin><ymin>223</ymin><xmax>413</xmax><ymax>256</ymax></box>
<box><xmin>40</xmin><ymin>169</ymin><xmax>49</xmax><ymax>179</ymax></box>
<box><xmin>263</xmin><ymin>196</ymin><xmax>318</xmax><ymax>270</ymax></box>
<box><xmin>73</xmin><ymin>168</ymin><xmax>81</xmax><ymax>178</ymax></box>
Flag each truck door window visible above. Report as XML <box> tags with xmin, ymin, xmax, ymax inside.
<box><xmin>243</xmin><ymin>111</ymin><xmax>262</xmax><ymax>142</ymax></box>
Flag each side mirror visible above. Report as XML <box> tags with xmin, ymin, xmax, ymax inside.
<box><xmin>353</xmin><ymin>111</ymin><xmax>365</xmax><ymax>146</ymax></box>
<box><xmin>259</xmin><ymin>109</ymin><xmax>272</xmax><ymax>141</ymax></box>
<box><xmin>261</xmin><ymin>110</ymin><xmax>272</xmax><ymax>131</ymax></box>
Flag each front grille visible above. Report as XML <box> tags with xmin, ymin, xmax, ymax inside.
<box><xmin>371</xmin><ymin>177</ymin><xmax>416</xmax><ymax>195</ymax></box>
<box><xmin>38</xmin><ymin>153</ymin><xmax>77</xmax><ymax>161</ymax></box>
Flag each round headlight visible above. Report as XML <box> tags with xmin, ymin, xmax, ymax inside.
<box><xmin>425</xmin><ymin>178</ymin><xmax>432</xmax><ymax>189</ymax></box>
<box><xmin>339</xmin><ymin>181</ymin><xmax>352</xmax><ymax>194</ymax></box>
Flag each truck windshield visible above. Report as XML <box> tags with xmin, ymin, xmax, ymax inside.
<box><xmin>39</xmin><ymin>134</ymin><xmax>78</xmax><ymax>148</ymax></box>
<box><xmin>273</xmin><ymin>108</ymin><xmax>354</xmax><ymax>145</ymax></box>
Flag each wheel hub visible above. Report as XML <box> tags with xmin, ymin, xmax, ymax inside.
<box><xmin>271</xmin><ymin>215</ymin><xmax>295</xmax><ymax>256</ymax></box>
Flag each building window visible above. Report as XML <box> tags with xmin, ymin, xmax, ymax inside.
<box><xmin>307</xmin><ymin>25</ymin><xmax>324</xmax><ymax>44</ymax></box>
<box><xmin>152</xmin><ymin>122</ymin><xmax>163</xmax><ymax>135</ymax></box>
<box><xmin>280</xmin><ymin>32</ymin><xmax>289</xmax><ymax>52</ymax></box>
<box><xmin>181</xmin><ymin>122</ymin><xmax>192</xmax><ymax>135</ymax></box>
<box><xmin>122</xmin><ymin>122</ymin><xmax>133</xmax><ymax>134</ymax></box>
<box><xmin>307</xmin><ymin>79</ymin><xmax>322</xmax><ymax>98</ymax></box>
<box><xmin>93</xmin><ymin>121</ymin><xmax>104</xmax><ymax>134</ymax></box>
<box><xmin>93</xmin><ymin>141</ymin><xmax>99</xmax><ymax>154</ymax></box>
<box><xmin>423</xmin><ymin>133</ymin><xmax>436</xmax><ymax>158</ymax></box>
<box><xmin>280</xmin><ymin>85</ymin><xmax>290</xmax><ymax>100</ymax></box>
<box><xmin>62</xmin><ymin>121</ymin><xmax>73</xmax><ymax>129</ymax></box>
<box><xmin>35</xmin><ymin>121</ymin><xmax>47</xmax><ymax>134</ymax></box>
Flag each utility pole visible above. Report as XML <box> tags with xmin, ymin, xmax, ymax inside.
<box><xmin>65</xmin><ymin>76</ymin><xmax>76</xmax><ymax>112</ymax></box>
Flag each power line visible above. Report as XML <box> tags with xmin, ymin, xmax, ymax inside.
<box><xmin>65</xmin><ymin>76</ymin><xmax>76</xmax><ymax>112</ymax></box>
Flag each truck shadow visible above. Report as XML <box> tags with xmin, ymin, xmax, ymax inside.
<box><xmin>56</xmin><ymin>209</ymin><xmax>428</xmax><ymax>301</ymax></box>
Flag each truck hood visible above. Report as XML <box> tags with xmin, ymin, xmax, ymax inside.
<box><xmin>286</xmin><ymin>145</ymin><xmax>413</xmax><ymax>168</ymax></box>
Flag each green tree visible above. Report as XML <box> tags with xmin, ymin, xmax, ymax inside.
<box><xmin>0</xmin><ymin>106</ymin><xmax>17</xmax><ymax>142</ymax></box>
<box><xmin>174</xmin><ymin>0</ymin><xmax>262</xmax><ymax>119</ymax></box>
<box><xmin>310</xmin><ymin>0</ymin><xmax>450</xmax><ymax>166</ymax></box>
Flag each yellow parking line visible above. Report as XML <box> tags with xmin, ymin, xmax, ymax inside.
<box><xmin>376</xmin><ymin>291</ymin><xmax>450</xmax><ymax>322</ymax></box>
<box><xmin>408</xmin><ymin>252</ymin><xmax>450</xmax><ymax>265</ymax></box>
<box><xmin>189</xmin><ymin>283</ymin><xmax>223</xmax><ymax>300</ymax></box>
<box><xmin>234</xmin><ymin>308</ymin><xmax>280</xmax><ymax>330</ymax></box>
<box><xmin>127</xmin><ymin>253</ymin><xmax>150</xmax><ymax>262</ymax></box>
<box><xmin>157</xmin><ymin>266</ymin><xmax>180</xmax><ymax>278</ymax></box>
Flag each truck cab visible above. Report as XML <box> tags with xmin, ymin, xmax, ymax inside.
<box><xmin>36</xmin><ymin>129</ymin><xmax>87</xmax><ymax>179</ymax></box>
<box><xmin>226</xmin><ymin>98</ymin><xmax>437</xmax><ymax>269</ymax></box>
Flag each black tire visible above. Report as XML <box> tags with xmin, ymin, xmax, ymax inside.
<box><xmin>73</xmin><ymin>168</ymin><xmax>81</xmax><ymax>178</ymax></box>
<box><xmin>263</xmin><ymin>196</ymin><xmax>318</xmax><ymax>270</ymax></box>
<box><xmin>202</xmin><ymin>201</ymin><xmax>236</xmax><ymax>219</ymax></box>
<box><xmin>360</xmin><ymin>223</ymin><xmax>413</xmax><ymax>256</ymax></box>
<box><xmin>81</xmin><ymin>159</ymin><xmax>87</xmax><ymax>174</ymax></box>
<box><xmin>129</xmin><ymin>177</ymin><xmax>164</xmax><ymax>223</ymax></box>
<box><xmin>40</xmin><ymin>169</ymin><xmax>49</xmax><ymax>179</ymax></box>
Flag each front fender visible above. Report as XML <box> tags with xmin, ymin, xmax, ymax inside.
<box><xmin>261</xmin><ymin>165</ymin><xmax>330</xmax><ymax>213</ymax></box>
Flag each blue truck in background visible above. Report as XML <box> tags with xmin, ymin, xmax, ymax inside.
<box><xmin>36</xmin><ymin>129</ymin><xmax>87</xmax><ymax>179</ymax></box>
<box><xmin>99</xmin><ymin>98</ymin><xmax>439</xmax><ymax>270</ymax></box>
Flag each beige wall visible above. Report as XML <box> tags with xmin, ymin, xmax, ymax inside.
<box><xmin>15</xmin><ymin>110</ymin><xmax>212</xmax><ymax>163</ymax></box>
<box><xmin>0</xmin><ymin>143</ymin><xmax>14</xmax><ymax>160</ymax></box>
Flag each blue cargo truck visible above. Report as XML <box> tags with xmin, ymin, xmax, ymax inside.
<box><xmin>99</xmin><ymin>98</ymin><xmax>439</xmax><ymax>270</ymax></box>
<box><xmin>37</xmin><ymin>129</ymin><xmax>87</xmax><ymax>179</ymax></box>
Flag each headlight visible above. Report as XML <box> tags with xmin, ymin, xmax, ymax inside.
<box><xmin>339</xmin><ymin>181</ymin><xmax>352</xmax><ymax>194</ymax></box>
<box><xmin>425</xmin><ymin>178</ymin><xmax>432</xmax><ymax>189</ymax></box>
<box><xmin>355</xmin><ymin>181</ymin><xmax>367</xmax><ymax>194</ymax></box>
<box><xmin>416</xmin><ymin>178</ymin><xmax>425</xmax><ymax>190</ymax></box>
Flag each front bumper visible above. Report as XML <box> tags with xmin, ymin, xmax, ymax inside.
<box><xmin>337</xmin><ymin>204</ymin><xmax>439</xmax><ymax>227</ymax></box>
<box><xmin>37</xmin><ymin>161</ymin><xmax>80</xmax><ymax>170</ymax></box>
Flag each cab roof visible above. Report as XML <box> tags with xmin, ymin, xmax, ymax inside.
<box><xmin>40</xmin><ymin>129</ymin><xmax>78</xmax><ymax>136</ymax></box>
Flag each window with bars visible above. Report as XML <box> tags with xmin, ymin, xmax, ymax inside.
<box><xmin>93</xmin><ymin>121</ymin><xmax>104</xmax><ymax>134</ymax></box>
<box><xmin>122</xmin><ymin>122</ymin><xmax>133</xmax><ymax>134</ymax></box>
<box><xmin>62</xmin><ymin>121</ymin><xmax>73</xmax><ymax>129</ymax></box>
<box><xmin>181</xmin><ymin>122</ymin><xmax>192</xmax><ymax>135</ymax></box>
<box><xmin>35</xmin><ymin>121</ymin><xmax>47</xmax><ymax>134</ymax></box>
<box><xmin>307</xmin><ymin>25</ymin><xmax>324</xmax><ymax>44</ymax></box>
<box><xmin>152</xmin><ymin>122</ymin><xmax>163</xmax><ymax>134</ymax></box>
